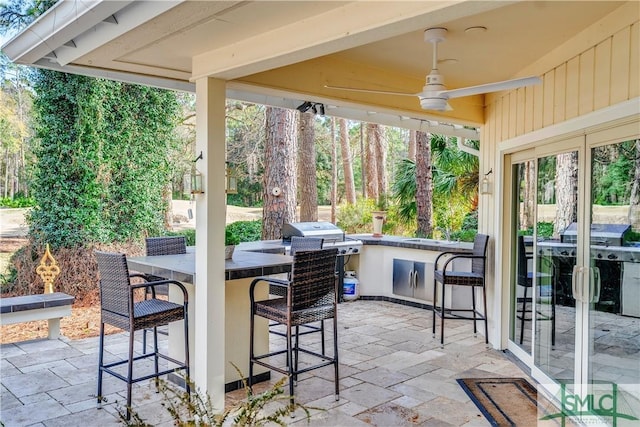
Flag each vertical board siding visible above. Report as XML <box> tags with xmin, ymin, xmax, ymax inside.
<box><xmin>543</xmin><ymin>69</ymin><xmax>555</xmax><ymax>127</ymax></box>
<box><xmin>610</xmin><ymin>26</ymin><xmax>631</xmax><ymax>104</ymax></box>
<box><xmin>629</xmin><ymin>22</ymin><xmax>639</xmax><ymax>98</ymax></box>
<box><xmin>516</xmin><ymin>87</ymin><xmax>526</xmax><ymax>136</ymax></box>
<box><xmin>554</xmin><ymin>63</ymin><xmax>567</xmax><ymax>123</ymax></box>
<box><xmin>533</xmin><ymin>82</ymin><xmax>544</xmax><ymax>130</ymax></box>
<box><xmin>594</xmin><ymin>38</ymin><xmax>612</xmax><ymax>110</ymax></box>
<box><xmin>579</xmin><ymin>48</ymin><xmax>595</xmax><ymax>116</ymax></box>
<box><xmin>508</xmin><ymin>91</ymin><xmax>517</xmax><ymax>140</ymax></box>
<box><xmin>566</xmin><ymin>57</ymin><xmax>580</xmax><ymax>119</ymax></box>
<box><xmin>524</xmin><ymin>85</ymin><xmax>534</xmax><ymax>133</ymax></box>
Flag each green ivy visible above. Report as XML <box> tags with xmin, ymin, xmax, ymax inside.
<box><xmin>28</xmin><ymin>71</ymin><xmax>179</xmax><ymax>249</ymax></box>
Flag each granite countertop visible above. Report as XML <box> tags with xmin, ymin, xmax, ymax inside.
<box><xmin>237</xmin><ymin>235</ymin><xmax>473</xmax><ymax>253</ymax></box>
<box><xmin>348</xmin><ymin>234</ymin><xmax>473</xmax><ymax>252</ymax></box>
<box><xmin>127</xmin><ymin>250</ymin><xmax>292</xmax><ymax>283</ymax></box>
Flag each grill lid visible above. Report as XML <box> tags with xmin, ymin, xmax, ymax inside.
<box><xmin>560</xmin><ymin>223</ymin><xmax>631</xmax><ymax>245</ymax></box>
<box><xmin>282</xmin><ymin>222</ymin><xmax>345</xmax><ymax>243</ymax></box>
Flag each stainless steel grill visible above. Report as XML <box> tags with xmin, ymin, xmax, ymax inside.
<box><xmin>282</xmin><ymin>221</ymin><xmax>363</xmax><ymax>303</ymax></box>
<box><xmin>282</xmin><ymin>222</ymin><xmax>344</xmax><ymax>243</ymax></box>
<box><xmin>560</xmin><ymin>223</ymin><xmax>631</xmax><ymax>246</ymax></box>
<box><xmin>282</xmin><ymin>222</ymin><xmax>362</xmax><ymax>255</ymax></box>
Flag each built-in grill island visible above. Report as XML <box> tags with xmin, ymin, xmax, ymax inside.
<box><xmin>282</xmin><ymin>222</ymin><xmax>363</xmax><ymax>301</ymax></box>
<box><xmin>537</xmin><ymin>223</ymin><xmax>640</xmax><ymax>316</ymax></box>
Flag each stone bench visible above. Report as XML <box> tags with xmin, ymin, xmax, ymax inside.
<box><xmin>0</xmin><ymin>292</ymin><xmax>75</xmax><ymax>339</ymax></box>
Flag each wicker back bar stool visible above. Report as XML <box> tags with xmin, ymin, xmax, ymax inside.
<box><xmin>270</xmin><ymin>236</ymin><xmax>326</xmax><ymax>351</ymax></box>
<box><xmin>516</xmin><ymin>235</ymin><xmax>555</xmax><ymax>347</ymax></box>
<box><xmin>95</xmin><ymin>251</ymin><xmax>190</xmax><ymax>420</ymax></box>
<box><xmin>432</xmin><ymin>234</ymin><xmax>489</xmax><ymax>346</ymax></box>
<box><xmin>144</xmin><ymin>236</ymin><xmax>187</xmax><ymax>283</ymax></box>
<box><xmin>249</xmin><ymin>247</ymin><xmax>339</xmax><ymax>407</ymax></box>
<box><xmin>146</xmin><ymin>235</ymin><xmax>187</xmax><ymax>256</ymax></box>
<box><xmin>141</xmin><ymin>236</ymin><xmax>187</xmax><ymax>352</ymax></box>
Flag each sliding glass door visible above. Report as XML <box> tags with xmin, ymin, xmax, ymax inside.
<box><xmin>507</xmin><ymin>132</ymin><xmax>640</xmax><ymax>425</ymax></box>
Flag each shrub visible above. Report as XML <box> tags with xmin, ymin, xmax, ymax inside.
<box><xmin>118</xmin><ymin>366</ymin><xmax>313</xmax><ymax>426</ymax></box>
<box><xmin>337</xmin><ymin>198</ymin><xmax>411</xmax><ymax>236</ymax></box>
<box><xmin>1</xmin><ymin>240</ymin><xmax>144</xmax><ymax>304</ymax></box>
<box><xmin>450</xmin><ymin>229</ymin><xmax>477</xmax><ymax>242</ymax></box>
<box><xmin>225</xmin><ymin>220</ymin><xmax>262</xmax><ymax>245</ymax></box>
<box><xmin>0</xmin><ymin>196</ymin><xmax>36</xmax><ymax>208</ymax></box>
<box><xmin>536</xmin><ymin>222</ymin><xmax>554</xmax><ymax>238</ymax></box>
<box><xmin>164</xmin><ymin>229</ymin><xmax>196</xmax><ymax>246</ymax></box>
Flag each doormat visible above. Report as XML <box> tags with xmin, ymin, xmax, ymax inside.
<box><xmin>457</xmin><ymin>377</ymin><xmax>549</xmax><ymax>426</ymax></box>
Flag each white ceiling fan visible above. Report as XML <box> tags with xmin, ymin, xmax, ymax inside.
<box><xmin>325</xmin><ymin>27</ymin><xmax>542</xmax><ymax>112</ymax></box>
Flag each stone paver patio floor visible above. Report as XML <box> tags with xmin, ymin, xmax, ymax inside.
<box><xmin>1</xmin><ymin>300</ymin><xmax>533</xmax><ymax>426</ymax></box>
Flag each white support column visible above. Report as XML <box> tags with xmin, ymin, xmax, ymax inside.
<box><xmin>194</xmin><ymin>77</ymin><xmax>226</xmax><ymax>410</ymax></box>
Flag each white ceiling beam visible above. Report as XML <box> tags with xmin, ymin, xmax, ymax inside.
<box><xmin>192</xmin><ymin>1</ymin><xmax>511</xmax><ymax>81</ymax></box>
<box><xmin>32</xmin><ymin>59</ymin><xmax>195</xmax><ymax>93</ymax></box>
<box><xmin>27</xmin><ymin>58</ymin><xmax>479</xmax><ymax>138</ymax></box>
<box><xmin>226</xmin><ymin>82</ymin><xmax>479</xmax><ymax>139</ymax></box>
<box><xmin>54</xmin><ymin>1</ymin><xmax>184</xmax><ymax>66</ymax></box>
<box><xmin>2</xmin><ymin>1</ymin><xmax>134</xmax><ymax>64</ymax></box>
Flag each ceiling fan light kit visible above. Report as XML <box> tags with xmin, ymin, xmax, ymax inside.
<box><xmin>325</xmin><ymin>26</ymin><xmax>541</xmax><ymax>112</ymax></box>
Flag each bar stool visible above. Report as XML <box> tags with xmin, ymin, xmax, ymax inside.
<box><xmin>432</xmin><ymin>234</ymin><xmax>489</xmax><ymax>346</ymax></box>
<box><xmin>249</xmin><ymin>247</ymin><xmax>339</xmax><ymax>407</ymax></box>
<box><xmin>95</xmin><ymin>251</ymin><xmax>190</xmax><ymax>420</ymax></box>
<box><xmin>516</xmin><ymin>235</ymin><xmax>555</xmax><ymax>347</ymax></box>
<box><xmin>141</xmin><ymin>236</ymin><xmax>187</xmax><ymax>352</ymax></box>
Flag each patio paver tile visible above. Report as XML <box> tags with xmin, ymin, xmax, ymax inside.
<box><xmin>1</xmin><ymin>300</ymin><xmax>537</xmax><ymax>426</ymax></box>
<box><xmin>1</xmin><ymin>399</ymin><xmax>69</xmax><ymax>426</ymax></box>
<box><xmin>2</xmin><ymin>370</ymin><xmax>69</xmax><ymax>398</ymax></box>
<box><xmin>339</xmin><ymin>381</ymin><xmax>401</xmax><ymax>409</ymax></box>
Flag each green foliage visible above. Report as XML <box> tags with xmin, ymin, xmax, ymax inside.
<box><xmin>392</xmin><ymin>158</ymin><xmax>417</xmax><ymax>223</ymax></box>
<box><xmin>225</xmin><ymin>219</ymin><xmax>262</xmax><ymax>245</ymax></box>
<box><xmin>391</xmin><ymin>135</ymin><xmax>480</xmax><ymax>238</ymax></box>
<box><xmin>449</xmin><ymin>229</ymin><xmax>477</xmax><ymax>242</ymax></box>
<box><xmin>536</xmin><ymin>222</ymin><xmax>554</xmax><ymax>238</ymax></box>
<box><xmin>28</xmin><ymin>71</ymin><xmax>179</xmax><ymax>248</ymax></box>
<box><xmin>449</xmin><ymin>210</ymin><xmax>478</xmax><ymax>242</ymax></box>
<box><xmin>592</xmin><ymin>141</ymin><xmax>635</xmax><ymax>206</ymax></box>
<box><xmin>626</xmin><ymin>230</ymin><xmax>640</xmax><ymax>243</ymax></box>
<box><xmin>119</xmin><ymin>366</ymin><xmax>313</xmax><ymax>427</ymax></box>
<box><xmin>163</xmin><ymin>229</ymin><xmax>196</xmax><ymax>246</ymax></box>
<box><xmin>337</xmin><ymin>198</ymin><xmax>377</xmax><ymax>234</ymax></box>
<box><xmin>0</xmin><ymin>195</ymin><xmax>35</xmax><ymax>207</ymax></box>
<box><xmin>460</xmin><ymin>209</ymin><xmax>478</xmax><ymax>231</ymax></box>
<box><xmin>336</xmin><ymin>197</ymin><xmax>409</xmax><ymax>236</ymax></box>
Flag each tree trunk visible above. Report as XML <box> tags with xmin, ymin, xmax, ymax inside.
<box><xmin>330</xmin><ymin>118</ymin><xmax>337</xmax><ymax>223</ymax></box>
<box><xmin>365</xmin><ymin>123</ymin><xmax>378</xmax><ymax>200</ymax></box>
<box><xmin>262</xmin><ymin>106</ymin><xmax>298</xmax><ymax>239</ymax></box>
<box><xmin>298</xmin><ymin>111</ymin><xmax>318</xmax><ymax>222</ymax></box>
<box><xmin>415</xmin><ymin>131</ymin><xmax>433</xmax><ymax>237</ymax></box>
<box><xmin>339</xmin><ymin>118</ymin><xmax>356</xmax><ymax>204</ymax></box>
<box><xmin>373</xmin><ymin>124</ymin><xmax>387</xmax><ymax>200</ymax></box>
<box><xmin>519</xmin><ymin>160</ymin><xmax>535</xmax><ymax>231</ymax></box>
<box><xmin>629</xmin><ymin>139</ymin><xmax>640</xmax><ymax>231</ymax></box>
<box><xmin>359</xmin><ymin>123</ymin><xmax>366</xmax><ymax>198</ymax></box>
<box><xmin>408</xmin><ymin>129</ymin><xmax>417</xmax><ymax>162</ymax></box>
<box><xmin>554</xmin><ymin>151</ymin><xmax>578</xmax><ymax>238</ymax></box>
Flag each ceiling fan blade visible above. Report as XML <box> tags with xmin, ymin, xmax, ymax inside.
<box><xmin>440</xmin><ymin>76</ymin><xmax>541</xmax><ymax>99</ymax></box>
<box><xmin>324</xmin><ymin>84</ymin><xmax>418</xmax><ymax>97</ymax></box>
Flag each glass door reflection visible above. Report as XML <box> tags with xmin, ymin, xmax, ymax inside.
<box><xmin>534</xmin><ymin>150</ymin><xmax>579</xmax><ymax>385</ymax></box>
